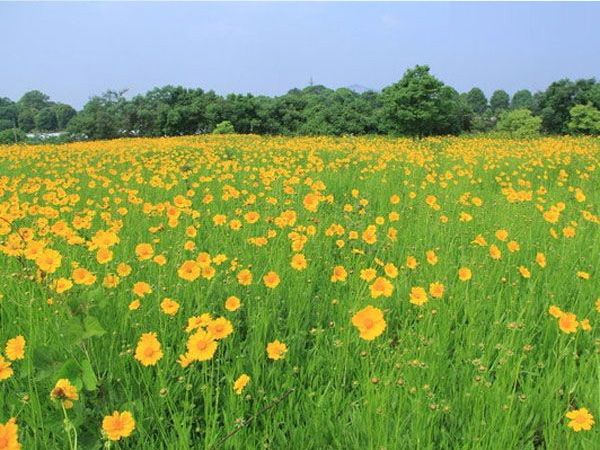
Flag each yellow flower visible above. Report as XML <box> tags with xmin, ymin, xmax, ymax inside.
<box><xmin>330</xmin><ymin>265</ymin><xmax>347</xmax><ymax>282</ymax></box>
<box><xmin>548</xmin><ymin>305</ymin><xmax>563</xmax><ymax>318</ymax></box>
<box><xmin>96</xmin><ymin>247</ymin><xmax>113</xmax><ymax>264</ymax></box>
<box><xmin>134</xmin><ymin>332</ymin><xmax>163</xmax><ymax>366</ymax></box>
<box><xmin>35</xmin><ymin>248</ymin><xmax>62</xmax><ymax>273</ymax></box>
<box><xmin>577</xmin><ymin>271</ymin><xmax>590</xmax><ymax>280</ymax></box>
<box><xmin>237</xmin><ymin>269</ymin><xmax>253</xmax><ymax>286</ymax></box>
<box><xmin>290</xmin><ymin>253</ymin><xmax>308</xmax><ymax>270</ymax></box>
<box><xmin>128</xmin><ymin>300</ymin><xmax>141</xmax><ymax>311</ymax></box>
<box><xmin>50</xmin><ymin>378</ymin><xmax>79</xmax><ymax>409</ymax></box>
<box><xmin>0</xmin><ymin>355</ymin><xmax>14</xmax><ymax>381</ymax></box>
<box><xmin>565</xmin><ymin>408</ymin><xmax>594</xmax><ymax>432</ymax></box>
<box><xmin>535</xmin><ymin>252</ymin><xmax>547</xmax><ymax>268</ymax></box>
<box><xmin>5</xmin><ymin>336</ymin><xmax>25</xmax><ymax>361</ymax></box>
<box><xmin>429</xmin><ymin>282</ymin><xmax>445</xmax><ymax>299</ymax></box>
<box><xmin>518</xmin><ymin>266</ymin><xmax>531</xmax><ymax>279</ymax></box>
<box><xmin>225</xmin><ymin>296</ymin><xmax>241</xmax><ymax>311</ymax></box>
<box><xmin>102</xmin><ymin>411</ymin><xmax>136</xmax><ymax>441</ymax></box>
<box><xmin>369</xmin><ymin>277</ymin><xmax>394</xmax><ymax>298</ymax></box>
<box><xmin>53</xmin><ymin>278</ymin><xmax>73</xmax><ymax>294</ymax></box>
<box><xmin>0</xmin><ymin>418</ymin><xmax>21</xmax><ymax>450</ymax></box>
<box><xmin>207</xmin><ymin>317</ymin><xmax>234</xmax><ymax>340</ymax></box>
<box><xmin>135</xmin><ymin>243</ymin><xmax>154</xmax><ymax>261</ymax></box>
<box><xmin>263</xmin><ymin>271</ymin><xmax>280</xmax><ymax>289</ymax></box>
<box><xmin>351</xmin><ymin>305</ymin><xmax>386</xmax><ymax>340</ymax></box>
<box><xmin>409</xmin><ymin>286</ymin><xmax>428</xmax><ymax>306</ymax></box>
<box><xmin>266</xmin><ymin>339</ymin><xmax>288</xmax><ymax>360</ymax></box>
<box><xmin>233</xmin><ymin>374</ymin><xmax>250</xmax><ymax>394</ymax></box>
<box><xmin>116</xmin><ymin>263</ymin><xmax>132</xmax><ymax>277</ymax></box>
<box><xmin>132</xmin><ymin>281</ymin><xmax>152</xmax><ymax>297</ymax></box>
<box><xmin>186</xmin><ymin>330</ymin><xmax>218</xmax><ymax>361</ymax></box>
<box><xmin>558</xmin><ymin>313</ymin><xmax>578</xmax><ymax>334</ymax></box>
<box><xmin>160</xmin><ymin>298</ymin><xmax>180</xmax><ymax>316</ymax></box>
<box><xmin>178</xmin><ymin>260</ymin><xmax>201</xmax><ymax>282</ymax></box>
<box><xmin>458</xmin><ymin>267</ymin><xmax>472</xmax><ymax>282</ymax></box>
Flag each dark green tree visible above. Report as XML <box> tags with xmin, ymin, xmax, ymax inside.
<box><xmin>380</xmin><ymin>65</ymin><xmax>464</xmax><ymax>137</ymax></box>
<box><xmin>511</xmin><ymin>90</ymin><xmax>534</xmax><ymax>110</ymax></box>
<box><xmin>490</xmin><ymin>90</ymin><xmax>510</xmax><ymax>112</ymax></box>
<box><xmin>34</xmin><ymin>107</ymin><xmax>58</xmax><ymax>131</ymax></box>
<box><xmin>465</xmin><ymin>88</ymin><xmax>488</xmax><ymax>114</ymax></box>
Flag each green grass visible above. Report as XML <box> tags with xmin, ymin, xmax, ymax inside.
<box><xmin>0</xmin><ymin>135</ymin><xmax>598</xmax><ymax>449</ymax></box>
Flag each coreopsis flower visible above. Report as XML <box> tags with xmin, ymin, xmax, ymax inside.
<box><xmin>160</xmin><ymin>298</ymin><xmax>180</xmax><ymax>316</ymax></box>
<box><xmin>507</xmin><ymin>240</ymin><xmax>520</xmax><ymax>253</ymax></box>
<box><xmin>405</xmin><ymin>256</ymin><xmax>418</xmax><ymax>270</ymax></box>
<box><xmin>225</xmin><ymin>296</ymin><xmax>241</xmax><ymax>312</ymax></box>
<box><xmin>185</xmin><ymin>313</ymin><xmax>212</xmax><ymax>333</ymax></box>
<box><xmin>0</xmin><ymin>356</ymin><xmax>14</xmax><ymax>381</ymax></box>
<box><xmin>178</xmin><ymin>260</ymin><xmax>201</xmax><ymax>281</ymax></box>
<box><xmin>429</xmin><ymin>282</ymin><xmax>445</xmax><ymax>299</ymax></box>
<box><xmin>384</xmin><ymin>263</ymin><xmax>398</xmax><ymax>278</ymax></box>
<box><xmin>134</xmin><ymin>333</ymin><xmax>163</xmax><ymax>366</ymax></box>
<box><xmin>96</xmin><ymin>247</ymin><xmax>113</xmax><ymax>264</ymax></box>
<box><xmin>290</xmin><ymin>253</ymin><xmax>308</xmax><ymax>270</ymax></box>
<box><xmin>558</xmin><ymin>313</ymin><xmax>578</xmax><ymax>334</ymax></box>
<box><xmin>351</xmin><ymin>305</ymin><xmax>386</xmax><ymax>340</ymax></box>
<box><xmin>207</xmin><ymin>317</ymin><xmax>233</xmax><ymax>340</ymax></box>
<box><xmin>153</xmin><ymin>254</ymin><xmax>167</xmax><ymax>266</ymax></box>
<box><xmin>548</xmin><ymin>305</ymin><xmax>563</xmax><ymax>318</ymax></box>
<box><xmin>53</xmin><ymin>278</ymin><xmax>73</xmax><ymax>294</ymax></box>
<box><xmin>186</xmin><ymin>330</ymin><xmax>218</xmax><ymax>361</ymax></box>
<box><xmin>535</xmin><ymin>252</ymin><xmax>547</xmax><ymax>268</ymax></box>
<box><xmin>233</xmin><ymin>374</ymin><xmax>250</xmax><ymax>395</ymax></box>
<box><xmin>72</xmin><ymin>267</ymin><xmax>96</xmax><ymax>285</ymax></box>
<box><xmin>518</xmin><ymin>266</ymin><xmax>531</xmax><ymax>279</ymax></box>
<box><xmin>135</xmin><ymin>243</ymin><xmax>154</xmax><ymax>261</ymax></box>
<box><xmin>495</xmin><ymin>229</ymin><xmax>509</xmax><ymax>241</ymax></box>
<box><xmin>116</xmin><ymin>263</ymin><xmax>132</xmax><ymax>277</ymax></box>
<box><xmin>263</xmin><ymin>271</ymin><xmax>280</xmax><ymax>289</ymax></box>
<box><xmin>132</xmin><ymin>282</ymin><xmax>152</xmax><ymax>297</ymax></box>
<box><xmin>5</xmin><ymin>336</ymin><xmax>25</xmax><ymax>361</ymax></box>
<box><xmin>102</xmin><ymin>411</ymin><xmax>136</xmax><ymax>441</ymax></box>
<box><xmin>50</xmin><ymin>378</ymin><xmax>79</xmax><ymax>409</ymax></box>
<box><xmin>581</xmin><ymin>319</ymin><xmax>592</xmax><ymax>331</ymax></box>
<box><xmin>360</xmin><ymin>268</ymin><xmax>377</xmax><ymax>282</ymax></box>
<box><xmin>35</xmin><ymin>248</ymin><xmax>62</xmax><ymax>273</ymax></box>
<box><xmin>330</xmin><ymin>266</ymin><xmax>347</xmax><ymax>282</ymax></box>
<box><xmin>0</xmin><ymin>418</ymin><xmax>21</xmax><ymax>450</ymax></box>
<box><xmin>266</xmin><ymin>340</ymin><xmax>288</xmax><ymax>360</ymax></box>
<box><xmin>577</xmin><ymin>271</ymin><xmax>590</xmax><ymax>280</ymax></box>
<box><xmin>237</xmin><ymin>269</ymin><xmax>253</xmax><ymax>286</ymax></box>
<box><xmin>565</xmin><ymin>408</ymin><xmax>594</xmax><ymax>432</ymax></box>
<box><xmin>370</xmin><ymin>277</ymin><xmax>393</xmax><ymax>298</ymax></box>
<box><xmin>409</xmin><ymin>286</ymin><xmax>428</xmax><ymax>306</ymax></box>
<box><xmin>128</xmin><ymin>300</ymin><xmax>141</xmax><ymax>311</ymax></box>
<box><xmin>426</xmin><ymin>250</ymin><xmax>438</xmax><ymax>266</ymax></box>
<box><xmin>458</xmin><ymin>267</ymin><xmax>472</xmax><ymax>282</ymax></box>
<box><xmin>489</xmin><ymin>244</ymin><xmax>502</xmax><ymax>260</ymax></box>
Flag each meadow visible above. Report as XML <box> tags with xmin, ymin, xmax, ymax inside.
<box><xmin>0</xmin><ymin>135</ymin><xmax>598</xmax><ymax>449</ymax></box>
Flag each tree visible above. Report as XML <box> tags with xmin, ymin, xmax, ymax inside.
<box><xmin>17</xmin><ymin>109</ymin><xmax>36</xmax><ymax>132</ymax></box>
<box><xmin>465</xmin><ymin>88</ymin><xmax>488</xmax><ymax>114</ymax></box>
<box><xmin>212</xmin><ymin>120</ymin><xmax>235</xmax><ymax>134</ymax></box>
<box><xmin>0</xmin><ymin>128</ymin><xmax>26</xmax><ymax>144</ymax></box>
<box><xmin>53</xmin><ymin>104</ymin><xmax>77</xmax><ymax>129</ymax></box>
<box><xmin>68</xmin><ymin>90</ymin><xmax>129</xmax><ymax>139</ymax></box>
<box><xmin>496</xmin><ymin>109</ymin><xmax>542</xmax><ymax>138</ymax></box>
<box><xmin>380</xmin><ymin>65</ymin><xmax>464</xmax><ymax>137</ymax></box>
<box><xmin>511</xmin><ymin>90</ymin><xmax>534</xmax><ymax>110</ymax></box>
<box><xmin>490</xmin><ymin>90</ymin><xmax>510</xmax><ymax>112</ymax></box>
<box><xmin>35</xmin><ymin>107</ymin><xmax>58</xmax><ymax>131</ymax></box>
<box><xmin>18</xmin><ymin>90</ymin><xmax>51</xmax><ymax>111</ymax></box>
<box><xmin>0</xmin><ymin>98</ymin><xmax>17</xmax><ymax>131</ymax></box>
<box><xmin>567</xmin><ymin>103</ymin><xmax>600</xmax><ymax>135</ymax></box>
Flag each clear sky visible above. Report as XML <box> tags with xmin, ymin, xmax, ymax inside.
<box><xmin>1</xmin><ymin>2</ymin><xmax>599</xmax><ymax>109</ymax></box>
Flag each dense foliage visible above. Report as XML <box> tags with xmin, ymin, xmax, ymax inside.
<box><xmin>2</xmin><ymin>66</ymin><xmax>600</xmax><ymax>141</ymax></box>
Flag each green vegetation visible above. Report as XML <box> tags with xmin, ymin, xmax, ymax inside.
<box><xmin>2</xmin><ymin>66</ymin><xmax>600</xmax><ymax>142</ymax></box>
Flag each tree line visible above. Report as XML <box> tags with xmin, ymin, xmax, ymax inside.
<box><xmin>1</xmin><ymin>65</ymin><xmax>600</xmax><ymax>144</ymax></box>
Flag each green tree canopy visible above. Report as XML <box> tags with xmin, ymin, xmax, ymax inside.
<box><xmin>511</xmin><ymin>90</ymin><xmax>534</xmax><ymax>110</ymax></box>
<box><xmin>465</xmin><ymin>88</ymin><xmax>488</xmax><ymax>114</ymax></box>
<box><xmin>496</xmin><ymin>108</ymin><xmax>541</xmax><ymax>138</ymax></box>
<box><xmin>380</xmin><ymin>65</ymin><xmax>464</xmax><ymax>137</ymax></box>
<box><xmin>490</xmin><ymin>90</ymin><xmax>510</xmax><ymax>112</ymax></box>
<box><xmin>567</xmin><ymin>103</ymin><xmax>600</xmax><ymax>135</ymax></box>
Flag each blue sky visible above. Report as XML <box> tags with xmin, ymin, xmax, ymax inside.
<box><xmin>1</xmin><ymin>2</ymin><xmax>599</xmax><ymax>109</ymax></box>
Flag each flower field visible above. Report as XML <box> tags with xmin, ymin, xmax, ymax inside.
<box><xmin>0</xmin><ymin>135</ymin><xmax>598</xmax><ymax>449</ymax></box>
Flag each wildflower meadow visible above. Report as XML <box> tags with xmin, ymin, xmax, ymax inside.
<box><xmin>0</xmin><ymin>135</ymin><xmax>598</xmax><ymax>449</ymax></box>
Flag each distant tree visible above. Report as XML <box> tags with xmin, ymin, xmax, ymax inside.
<box><xmin>18</xmin><ymin>90</ymin><xmax>51</xmax><ymax>111</ymax></box>
<box><xmin>212</xmin><ymin>120</ymin><xmax>235</xmax><ymax>134</ymax></box>
<box><xmin>0</xmin><ymin>128</ymin><xmax>26</xmax><ymax>144</ymax></box>
<box><xmin>35</xmin><ymin>107</ymin><xmax>58</xmax><ymax>131</ymax></box>
<box><xmin>0</xmin><ymin>98</ymin><xmax>18</xmax><ymax>131</ymax></box>
<box><xmin>68</xmin><ymin>90</ymin><xmax>128</xmax><ymax>139</ymax></box>
<box><xmin>465</xmin><ymin>88</ymin><xmax>488</xmax><ymax>114</ymax></box>
<box><xmin>17</xmin><ymin>109</ymin><xmax>36</xmax><ymax>132</ymax></box>
<box><xmin>511</xmin><ymin>90</ymin><xmax>534</xmax><ymax>110</ymax></box>
<box><xmin>380</xmin><ymin>65</ymin><xmax>464</xmax><ymax>137</ymax></box>
<box><xmin>496</xmin><ymin>109</ymin><xmax>541</xmax><ymax>138</ymax></box>
<box><xmin>537</xmin><ymin>78</ymin><xmax>598</xmax><ymax>133</ymax></box>
<box><xmin>490</xmin><ymin>90</ymin><xmax>510</xmax><ymax>112</ymax></box>
<box><xmin>53</xmin><ymin>104</ymin><xmax>77</xmax><ymax>129</ymax></box>
<box><xmin>567</xmin><ymin>103</ymin><xmax>600</xmax><ymax>135</ymax></box>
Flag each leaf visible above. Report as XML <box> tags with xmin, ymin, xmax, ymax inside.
<box><xmin>81</xmin><ymin>359</ymin><xmax>98</xmax><ymax>391</ymax></box>
<box><xmin>82</xmin><ymin>315</ymin><xmax>106</xmax><ymax>339</ymax></box>
<box><xmin>57</xmin><ymin>358</ymin><xmax>80</xmax><ymax>381</ymax></box>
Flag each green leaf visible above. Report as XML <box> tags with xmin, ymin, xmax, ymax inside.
<box><xmin>57</xmin><ymin>358</ymin><xmax>80</xmax><ymax>381</ymax></box>
<box><xmin>82</xmin><ymin>315</ymin><xmax>106</xmax><ymax>339</ymax></box>
<box><xmin>81</xmin><ymin>359</ymin><xmax>98</xmax><ymax>391</ymax></box>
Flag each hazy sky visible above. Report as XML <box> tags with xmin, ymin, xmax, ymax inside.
<box><xmin>1</xmin><ymin>2</ymin><xmax>599</xmax><ymax>109</ymax></box>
